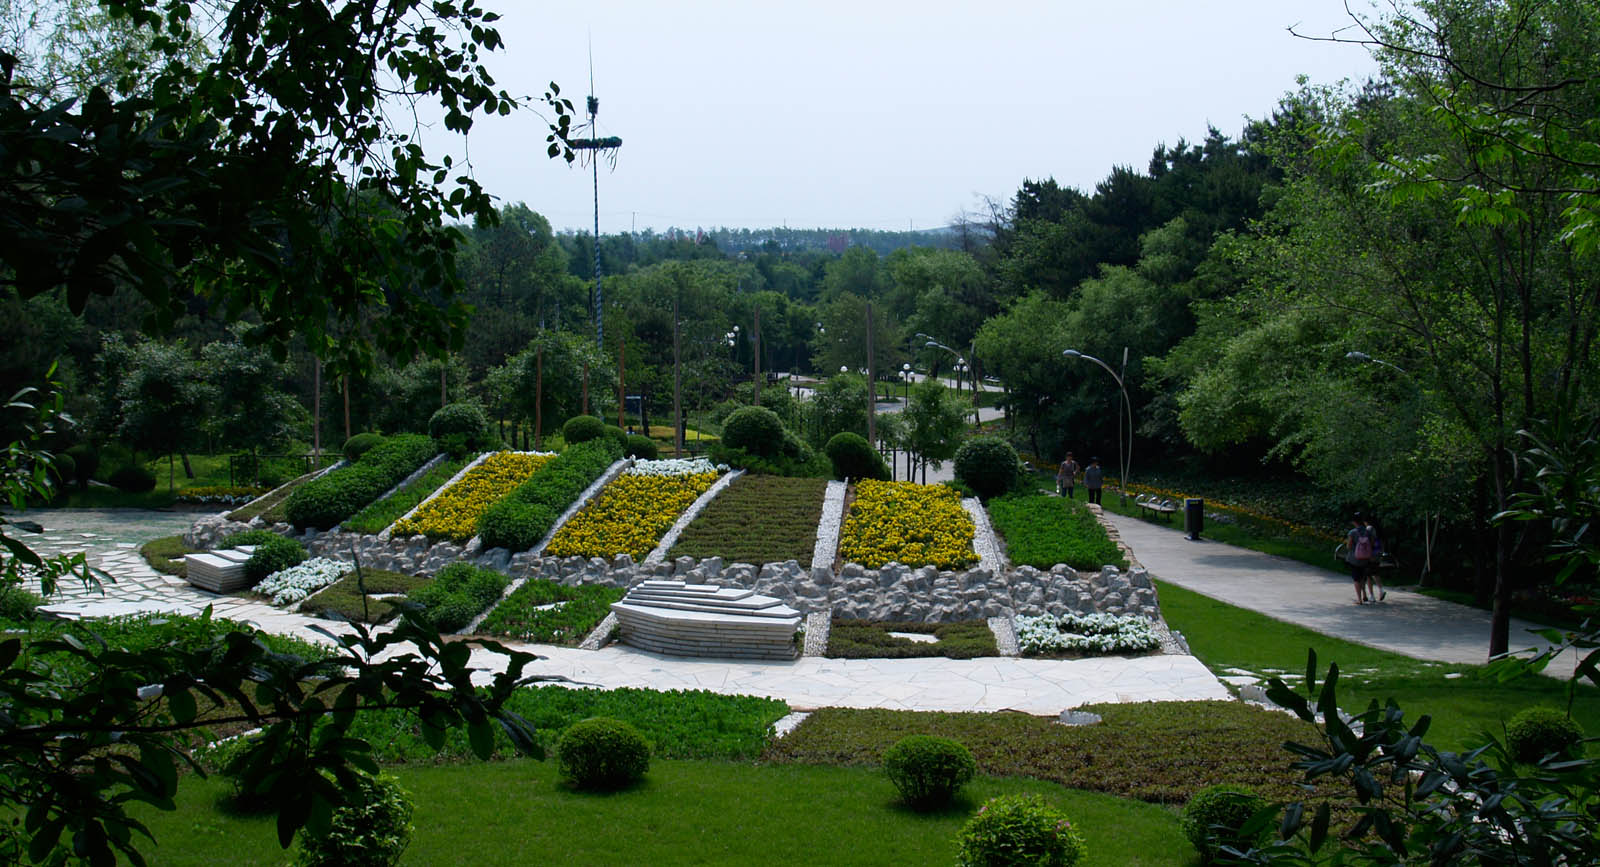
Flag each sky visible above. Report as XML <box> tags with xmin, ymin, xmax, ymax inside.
<box><xmin>437</xmin><ymin>1</ymin><xmax>1382</xmax><ymax>234</ymax></box>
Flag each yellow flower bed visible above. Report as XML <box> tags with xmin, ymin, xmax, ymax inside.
<box><xmin>838</xmin><ymin>479</ymin><xmax>978</xmax><ymax>570</ymax></box>
<box><xmin>544</xmin><ymin>471</ymin><xmax>719</xmax><ymax>561</ymax></box>
<box><xmin>390</xmin><ymin>452</ymin><xmax>552</xmax><ymax>542</ymax></box>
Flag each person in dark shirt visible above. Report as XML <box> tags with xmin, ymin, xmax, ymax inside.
<box><xmin>1084</xmin><ymin>457</ymin><xmax>1104</xmax><ymax>505</ymax></box>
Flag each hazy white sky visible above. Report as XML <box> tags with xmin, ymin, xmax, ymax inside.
<box><xmin>442</xmin><ymin>1</ymin><xmax>1380</xmax><ymax>233</ymax></box>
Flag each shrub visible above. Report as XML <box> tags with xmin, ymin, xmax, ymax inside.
<box><xmin>825</xmin><ymin>431</ymin><xmax>890</xmax><ymax>481</ymax></box>
<box><xmin>284</xmin><ymin>434</ymin><xmax>437</xmax><ymax>529</ymax></box>
<box><xmin>956</xmin><ymin>794</ymin><xmax>1086</xmax><ymax>867</ymax></box>
<box><xmin>603</xmin><ymin>424</ymin><xmax>628</xmax><ymax>450</ymax></box>
<box><xmin>242</xmin><ymin>535</ymin><xmax>307</xmax><ymax>584</ymax></box>
<box><xmin>954</xmin><ymin>436</ymin><xmax>1020</xmax><ymax>500</ymax></box>
<box><xmin>294</xmin><ymin>773</ymin><xmax>413</xmax><ymax>867</ymax></box>
<box><xmin>556</xmin><ymin>717</ymin><xmax>651</xmax><ymax>789</ymax></box>
<box><xmin>625</xmin><ymin>433</ymin><xmax>658</xmax><ymax>460</ymax></box>
<box><xmin>220</xmin><ymin>528</ymin><xmax>284</xmax><ymax>549</ymax></box>
<box><xmin>97</xmin><ymin>442</ymin><xmax>134</xmax><ymax>478</ymax></box>
<box><xmin>0</xmin><ymin>588</ymin><xmax>41</xmax><ymax>624</ymax></box>
<box><xmin>883</xmin><ymin>735</ymin><xmax>976</xmax><ymax>808</ymax></box>
<box><xmin>64</xmin><ymin>444</ymin><xmax>98</xmax><ymax>489</ymax></box>
<box><xmin>476</xmin><ymin>438</ymin><xmax>623</xmax><ymax>551</ymax></box>
<box><xmin>722</xmin><ymin>406</ymin><xmax>786</xmax><ymax>457</ymax></box>
<box><xmin>49</xmin><ymin>452</ymin><xmax>75</xmax><ymax>486</ymax></box>
<box><xmin>562</xmin><ymin>415</ymin><xmax>605</xmax><ymax>444</ymax></box>
<box><xmin>406</xmin><ymin>561</ymin><xmax>509</xmax><ymax>632</ymax></box>
<box><xmin>109</xmin><ymin>464</ymin><xmax>156</xmax><ymax>493</ymax></box>
<box><xmin>1179</xmin><ymin>784</ymin><xmax>1269</xmax><ymax>863</ymax></box>
<box><xmin>139</xmin><ymin>535</ymin><xmax>196</xmax><ymax>578</ymax></box>
<box><xmin>1506</xmin><ymin>706</ymin><xmax>1585</xmax><ymax>763</ymax></box>
<box><xmin>708</xmin><ymin>442</ymin><xmax>830</xmax><ymax>478</ymax></box>
<box><xmin>342</xmin><ymin>432</ymin><xmax>385</xmax><ymax>462</ymax></box>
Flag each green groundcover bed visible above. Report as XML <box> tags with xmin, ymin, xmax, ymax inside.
<box><xmin>826</xmin><ymin>619</ymin><xmax>998</xmax><ymax>660</ymax></box>
<box><xmin>476</xmin><ymin>580</ymin><xmax>625</xmax><ymax>644</ymax></box>
<box><xmin>299</xmin><ymin>568</ymin><xmax>427</xmax><ymax>623</ymax></box>
<box><xmin>987</xmin><ymin>492</ymin><xmax>1127</xmax><ymax>570</ymax></box>
<box><xmin>667</xmin><ymin>474</ymin><xmax>827</xmax><ymax>565</ymax></box>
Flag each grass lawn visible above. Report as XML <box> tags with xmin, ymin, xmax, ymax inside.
<box><xmin>299</xmin><ymin>568</ymin><xmax>425</xmax><ymax>623</ymax></box>
<box><xmin>667</xmin><ymin>474</ymin><xmax>825</xmax><ymax>564</ymax></box>
<box><xmin>130</xmin><ymin>759</ymin><xmax>1198</xmax><ymax>866</ymax></box>
<box><xmin>826</xmin><ymin>619</ymin><xmax>998</xmax><ymax>659</ymax></box>
<box><xmin>1155</xmin><ymin>579</ymin><xmax>1600</xmax><ymax>753</ymax></box>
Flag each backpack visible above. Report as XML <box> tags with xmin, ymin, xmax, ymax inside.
<box><xmin>1353</xmin><ymin>529</ymin><xmax>1374</xmax><ymax>561</ymax></box>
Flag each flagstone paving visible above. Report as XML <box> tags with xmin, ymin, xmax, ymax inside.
<box><xmin>11</xmin><ymin>507</ymin><xmax>1231</xmax><ymax>713</ymax></box>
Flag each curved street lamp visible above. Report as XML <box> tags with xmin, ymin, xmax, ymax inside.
<box><xmin>1345</xmin><ymin>350</ymin><xmax>1407</xmax><ymax>375</ymax></box>
<box><xmin>1063</xmin><ymin>349</ymin><xmax>1133</xmax><ymax>506</ymax></box>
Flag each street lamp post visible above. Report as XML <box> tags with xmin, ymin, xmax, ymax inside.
<box><xmin>1063</xmin><ymin>348</ymin><xmax>1134</xmax><ymax>506</ymax></box>
<box><xmin>1345</xmin><ymin>350</ymin><xmax>1407</xmax><ymax>375</ymax></box>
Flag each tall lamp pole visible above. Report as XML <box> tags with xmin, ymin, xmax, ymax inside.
<box><xmin>1063</xmin><ymin>348</ymin><xmax>1133</xmax><ymax>506</ymax></box>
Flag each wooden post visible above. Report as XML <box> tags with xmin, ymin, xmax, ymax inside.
<box><xmin>673</xmin><ymin>296</ymin><xmax>683</xmax><ymax>457</ymax></box>
<box><xmin>753</xmin><ymin>306</ymin><xmax>762</xmax><ymax>407</ymax></box>
<box><xmin>866</xmin><ymin>302</ymin><xmax>876</xmax><ymax>448</ymax></box>
<box><xmin>534</xmin><ymin>343</ymin><xmax>544</xmax><ymax>449</ymax></box>
<box><xmin>312</xmin><ymin>359</ymin><xmax>321</xmax><ymax>462</ymax></box>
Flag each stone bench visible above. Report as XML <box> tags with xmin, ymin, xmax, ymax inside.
<box><xmin>610</xmin><ymin>580</ymin><xmax>800</xmax><ymax>660</ymax></box>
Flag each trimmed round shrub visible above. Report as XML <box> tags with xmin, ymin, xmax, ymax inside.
<box><xmin>0</xmin><ymin>588</ymin><xmax>41</xmax><ymax>623</ymax></box>
<box><xmin>342</xmin><ymin>433</ymin><xmax>386</xmax><ymax>462</ymax></box>
<box><xmin>557</xmin><ymin>717</ymin><xmax>651</xmax><ymax>789</ymax></box>
<box><xmin>603</xmin><ymin>424</ymin><xmax>628</xmax><ymax>450</ymax></box>
<box><xmin>956</xmin><ymin>794</ymin><xmax>1086</xmax><ymax>867</ymax></box>
<box><xmin>49</xmin><ymin>453</ymin><xmax>76</xmax><ymax>486</ymax></box>
<box><xmin>65</xmin><ymin>444</ymin><xmax>98</xmax><ymax>489</ymax></box>
<box><xmin>242</xmin><ymin>535</ymin><xmax>308</xmax><ymax>584</ymax></box>
<box><xmin>109</xmin><ymin>463</ymin><xmax>157</xmax><ymax>493</ymax></box>
<box><xmin>475</xmin><ymin>501</ymin><xmax>559</xmax><ymax>553</ymax></box>
<box><xmin>825</xmin><ymin>431</ymin><xmax>890</xmax><ymax>481</ymax></box>
<box><xmin>294</xmin><ymin>773</ymin><xmax>414</xmax><ymax>867</ymax></box>
<box><xmin>883</xmin><ymin>735</ymin><xmax>976</xmax><ymax>809</ymax></box>
<box><xmin>1180</xmin><ymin>784</ymin><xmax>1269</xmax><ymax>863</ymax></box>
<box><xmin>1506</xmin><ymin>706</ymin><xmax>1585</xmax><ymax>763</ymax></box>
<box><xmin>722</xmin><ymin>406</ymin><xmax>786</xmax><ymax>457</ymax></box>
<box><xmin>407</xmin><ymin>561</ymin><xmax>509</xmax><ymax>632</ymax></box>
<box><xmin>624</xmin><ymin>433</ymin><xmax>658</xmax><ymax>460</ymax></box>
<box><xmin>428</xmin><ymin>402</ymin><xmax>490</xmax><ymax>456</ymax></box>
<box><xmin>954</xmin><ymin>436</ymin><xmax>1020</xmax><ymax>500</ymax></box>
<box><xmin>563</xmin><ymin>415</ymin><xmax>605</xmax><ymax>445</ymax></box>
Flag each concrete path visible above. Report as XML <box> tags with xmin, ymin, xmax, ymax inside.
<box><xmin>12</xmin><ymin>508</ymin><xmax>1231</xmax><ymax>715</ymax></box>
<box><xmin>1104</xmin><ymin>511</ymin><xmax>1580</xmax><ymax>679</ymax></box>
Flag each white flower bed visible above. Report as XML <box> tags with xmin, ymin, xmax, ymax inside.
<box><xmin>625</xmin><ymin>457</ymin><xmax>720</xmax><ymax>477</ymax></box>
<box><xmin>256</xmin><ymin>557</ymin><xmax>348</xmax><ymax>606</ymax></box>
<box><xmin>1015</xmin><ymin>612</ymin><xmax>1160</xmax><ymax>655</ymax></box>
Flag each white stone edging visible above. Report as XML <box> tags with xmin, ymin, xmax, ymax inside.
<box><xmin>381</xmin><ymin>450</ymin><xmax>492</xmax><ymax>540</ymax></box>
<box><xmin>531</xmin><ymin>458</ymin><xmax>634</xmax><ymax>557</ymax></box>
<box><xmin>811</xmin><ymin>480</ymin><xmax>847</xmax><ymax>572</ymax></box>
<box><xmin>646</xmin><ymin>469</ymin><xmax>743</xmax><ymax>564</ymax></box>
<box><xmin>227</xmin><ymin>458</ymin><xmax>347</xmax><ymax>522</ymax></box>
<box><xmin>963</xmin><ymin>497</ymin><xmax>1004</xmax><ymax>574</ymax></box>
<box><xmin>350</xmin><ymin>452</ymin><xmax>446</xmax><ymax>533</ymax></box>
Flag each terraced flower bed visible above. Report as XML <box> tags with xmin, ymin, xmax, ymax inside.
<box><xmin>390</xmin><ymin>451</ymin><xmax>553</xmax><ymax>543</ymax></box>
<box><xmin>477</xmin><ymin>579</ymin><xmax>625</xmax><ymax>643</ymax></box>
<box><xmin>343</xmin><ymin>456</ymin><xmax>469</xmax><ymax>535</ymax></box>
<box><xmin>987</xmin><ymin>493</ymin><xmax>1127</xmax><ymax>570</ymax></box>
<box><xmin>837</xmin><ymin>479</ymin><xmax>978</xmax><ymax>570</ymax></box>
<box><xmin>543</xmin><ymin>458</ymin><xmax>720</xmax><ymax>561</ymax></box>
<box><xmin>298</xmin><ymin>568</ymin><xmax>426</xmax><ymax>624</ymax></box>
<box><xmin>1016</xmin><ymin>612</ymin><xmax>1161</xmax><ymax>657</ymax></box>
<box><xmin>667</xmin><ymin>475</ymin><xmax>825</xmax><ymax>565</ymax></box>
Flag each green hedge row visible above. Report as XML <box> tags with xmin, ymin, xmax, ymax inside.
<box><xmin>408</xmin><ymin>561</ymin><xmax>509</xmax><ymax>632</ymax></box>
<box><xmin>477</xmin><ymin>438</ymin><xmax>623</xmax><ymax>551</ymax></box>
<box><xmin>284</xmin><ymin>434</ymin><xmax>438</xmax><ymax>530</ymax></box>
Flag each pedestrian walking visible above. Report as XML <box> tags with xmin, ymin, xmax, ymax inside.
<box><xmin>1084</xmin><ymin>457</ymin><xmax>1104</xmax><ymax>505</ymax></box>
<box><xmin>1346</xmin><ymin>513</ymin><xmax>1375</xmax><ymax>604</ymax></box>
<box><xmin>1057</xmin><ymin>452</ymin><xmax>1080</xmax><ymax>498</ymax></box>
<box><xmin>1364</xmin><ymin>515</ymin><xmax>1387</xmax><ymax>603</ymax></box>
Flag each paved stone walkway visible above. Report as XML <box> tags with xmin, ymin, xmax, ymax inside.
<box><xmin>12</xmin><ymin>508</ymin><xmax>1231</xmax><ymax>714</ymax></box>
<box><xmin>1105</xmin><ymin>511</ymin><xmax>1580</xmax><ymax>679</ymax></box>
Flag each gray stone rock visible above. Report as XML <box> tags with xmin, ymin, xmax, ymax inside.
<box><xmin>1059</xmin><ymin>710</ymin><xmax>1102</xmax><ymax>726</ymax></box>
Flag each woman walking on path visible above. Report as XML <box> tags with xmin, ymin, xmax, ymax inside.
<box><xmin>1056</xmin><ymin>452</ymin><xmax>1079</xmax><ymax>498</ymax></box>
<box><xmin>1346</xmin><ymin>513</ymin><xmax>1375</xmax><ymax>604</ymax></box>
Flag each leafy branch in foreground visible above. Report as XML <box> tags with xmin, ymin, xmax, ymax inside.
<box><xmin>0</xmin><ymin>607</ymin><xmax>568</xmax><ymax>866</ymax></box>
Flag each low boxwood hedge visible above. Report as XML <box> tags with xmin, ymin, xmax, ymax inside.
<box><xmin>407</xmin><ymin>562</ymin><xmax>509</xmax><ymax>632</ymax></box>
<box><xmin>477</xmin><ymin>438</ymin><xmax>622</xmax><ymax>551</ymax></box>
<box><xmin>284</xmin><ymin>434</ymin><xmax>437</xmax><ymax>530</ymax></box>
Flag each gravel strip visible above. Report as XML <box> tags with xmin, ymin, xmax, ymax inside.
<box><xmin>987</xmin><ymin>615</ymin><xmax>1019</xmax><ymax>656</ymax></box>
<box><xmin>811</xmin><ymin>480</ymin><xmax>847</xmax><ymax>572</ymax></box>
<box><xmin>380</xmin><ymin>450</ymin><xmax>493</xmax><ymax>540</ymax></box>
<box><xmin>645</xmin><ymin>469</ymin><xmax>744</xmax><ymax>564</ymax></box>
<box><xmin>531</xmin><ymin>458</ymin><xmax>634</xmax><ymax>556</ymax></box>
<box><xmin>802</xmin><ymin>609</ymin><xmax>831</xmax><ymax>657</ymax></box>
<box><xmin>962</xmin><ymin>497</ymin><xmax>1004</xmax><ymax>574</ymax></box>
<box><xmin>577</xmin><ymin>612</ymin><xmax>619</xmax><ymax>650</ymax></box>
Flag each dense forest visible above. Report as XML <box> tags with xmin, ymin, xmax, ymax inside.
<box><xmin>5</xmin><ymin>0</ymin><xmax>1597</xmax><ymax>653</ymax></box>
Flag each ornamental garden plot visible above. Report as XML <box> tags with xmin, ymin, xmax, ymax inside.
<box><xmin>543</xmin><ymin>458</ymin><xmax>720</xmax><ymax>561</ymax></box>
<box><xmin>837</xmin><ymin>479</ymin><xmax>978</xmax><ymax>570</ymax></box>
<box><xmin>667</xmin><ymin>475</ymin><xmax>825</xmax><ymax>565</ymax></box>
<box><xmin>389</xmin><ymin>451</ymin><xmax>553</xmax><ymax>543</ymax></box>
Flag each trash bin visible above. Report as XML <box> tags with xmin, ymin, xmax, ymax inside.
<box><xmin>1184</xmin><ymin>498</ymin><xmax>1204</xmax><ymax>541</ymax></box>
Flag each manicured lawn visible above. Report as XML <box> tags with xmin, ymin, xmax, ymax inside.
<box><xmin>129</xmin><ymin>759</ymin><xmax>1198</xmax><ymax>866</ymax></box>
<box><xmin>826</xmin><ymin>619</ymin><xmax>998</xmax><ymax>659</ymax></box>
<box><xmin>988</xmin><ymin>492</ymin><xmax>1127</xmax><ymax>570</ymax></box>
<box><xmin>299</xmin><ymin>568</ymin><xmax>425</xmax><ymax>623</ymax></box>
<box><xmin>477</xmin><ymin>580</ymin><xmax>624</xmax><ymax>644</ymax></box>
<box><xmin>667</xmin><ymin>474</ymin><xmax>825</xmax><ymax>565</ymax></box>
<box><xmin>227</xmin><ymin>470</ymin><xmax>320</xmax><ymax>523</ymax></box>
<box><xmin>1155</xmin><ymin>579</ymin><xmax>1600</xmax><ymax>753</ymax></box>
<box><xmin>139</xmin><ymin>535</ymin><xmax>198</xmax><ymax>578</ymax></box>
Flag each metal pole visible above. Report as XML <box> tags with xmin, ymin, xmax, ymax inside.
<box><xmin>673</xmin><ymin>296</ymin><xmax>682</xmax><ymax>457</ymax></box>
<box><xmin>754</xmin><ymin>306</ymin><xmax>762</xmax><ymax>407</ymax></box>
<box><xmin>535</xmin><ymin>343</ymin><xmax>543</xmax><ymax>449</ymax></box>
<box><xmin>866</xmin><ymin>302</ymin><xmax>876</xmax><ymax>448</ymax></box>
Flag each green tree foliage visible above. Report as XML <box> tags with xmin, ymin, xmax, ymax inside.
<box><xmin>199</xmin><ymin>335</ymin><xmax>306</xmax><ymax>461</ymax></box>
<box><xmin>901</xmin><ymin>380</ymin><xmax>968</xmax><ymax>471</ymax></box>
<box><xmin>98</xmin><ymin>336</ymin><xmax>207</xmax><ymax>488</ymax></box>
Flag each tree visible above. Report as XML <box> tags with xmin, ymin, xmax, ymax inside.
<box><xmin>103</xmin><ymin>336</ymin><xmax>207</xmax><ymax>489</ymax></box>
<box><xmin>902</xmin><ymin>380</ymin><xmax>969</xmax><ymax>480</ymax></box>
<box><xmin>200</xmin><ymin>335</ymin><xmax>305</xmax><ymax>466</ymax></box>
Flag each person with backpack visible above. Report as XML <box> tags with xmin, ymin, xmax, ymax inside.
<box><xmin>1363</xmin><ymin>515</ymin><xmax>1387</xmax><ymax>603</ymax></box>
<box><xmin>1346</xmin><ymin>512</ymin><xmax>1375</xmax><ymax>604</ymax></box>
<box><xmin>1084</xmin><ymin>457</ymin><xmax>1104</xmax><ymax>505</ymax></box>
